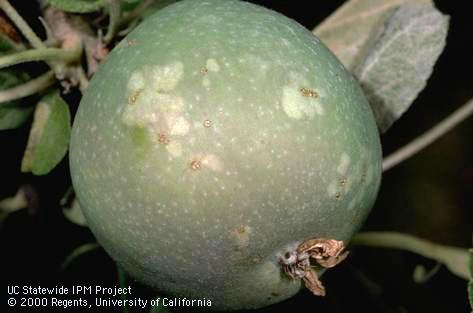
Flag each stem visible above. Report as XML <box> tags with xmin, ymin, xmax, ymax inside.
<box><xmin>0</xmin><ymin>47</ymin><xmax>80</xmax><ymax>69</ymax></box>
<box><xmin>0</xmin><ymin>71</ymin><xmax>55</xmax><ymax>104</ymax></box>
<box><xmin>104</xmin><ymin>0</ymin><xmax>121</xmax><ymax>44</ymax></box>
<box><xmin>117</xmin><ymin>265</ymin><xmax>129</xmax><ymax>313</ymax></box>
<box><xmin>351</xmin><ymin>231</ymin><xmax>470</xmax><ymax>280</ymax></box>
<box><xmin>0</xmin><ymin>0</ymin><xmax>45</xmax><ymax>49</ymax></box>
<box><xmin>382</xmin><ymin>97</ymin><xmax>473</xmax><ymax>172</ymax></box>
<box><xmin>75</xmin><ymin>66</ymin><xmax>89</xmax><ymax>92</ymax></box>
<box><xmin>61</xmin><ymin>243</ymin><xmax>100</xmax><ymax>270</ymax></box>
<box><xmin>0</xmin><ymin>187</ymin><xmax>28</xmax><ymax>213</ymax></box>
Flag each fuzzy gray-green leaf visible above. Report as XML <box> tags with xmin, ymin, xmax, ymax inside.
<box><xmin>354</xmin><ymin>4</ymin><xmax>449</xmax><ymax>133</ymax></box>
<box><xmin>21</xmin><ymin>91</ymin><xmax>71</xmax><ymax>175</ymax></box>
<box><xmin>314</xmin><ymin>0</ymin><xmax>432</xmax><ymax>70</ymax></box>
<box><xmin>46</xmin><ymin>0</ymin><xmax>105</xmax><ymax>13</ymax></box>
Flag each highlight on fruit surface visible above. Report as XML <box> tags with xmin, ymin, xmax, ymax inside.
<box><xmin>69</xmin><ymin>0</ymin><xmax>382</xmax><ymax>310</ymax></box>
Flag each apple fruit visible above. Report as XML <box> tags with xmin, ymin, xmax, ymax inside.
<box><xmin>70</xmin><ymin>0</ymin><xmax>382</xmax><ymax>310</ymax></box>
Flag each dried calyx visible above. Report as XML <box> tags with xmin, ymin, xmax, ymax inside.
<box><xmin>280</xmin><ymin>238</ymin><xmax>348</xmax><ymax>296</ymax></box>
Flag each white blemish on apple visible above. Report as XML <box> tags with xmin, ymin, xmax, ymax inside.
<box><xmin>281</xmin><ymin>72</ymin><xmax>324</xmax><ymax>120</ymax></box>
<box><xmin>206</xmin><ymin>58</ymin><xmax>220</xmax><ymax>72</ymax></box>
<box><xmin>203</xmin><ymin>76</ymin><xmax>210</xmax><ymax>87</ymax></box>
<box><xmin>167</xmin><ymin>115</ymin><xmax>190</xmax><ymax>136</ymax></box>
<box><xmin>123</xmin><ymin>62</ymin><xmax>192</xmax><ymax>158</ymax></box>
<box><xmin>128</xmin><ymin>70</ymin><xmax>145</xmax><ymax>90</ymax></box>
<box><xmin>202</xmin><ymin>154</ymin><xmax>223</xmax><ymax>171</ymax></box>
<box><xmin>166</xmin><ymin>141</ymin><xmax>182</xmax><ymax>157</ymax></box>
<box><xmin>337</xmin><ymin>153</ymin><xmax>350</xmax><ymax>175</ymax></box>
<box><xmin>152</xmin><ymin>62</ymin><xmax>184</xmax><ymax>92</ymax></box>
<box><xmin>326</xmin><ymin>180</ymin><xmax>338</xmax><ymax>197</ymax></box>
<box><xmin>282</xmin><ymin>86</ymin><xmax>304</xmax><ymax>119</ymax></box>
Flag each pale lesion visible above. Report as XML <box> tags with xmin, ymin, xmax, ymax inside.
<box><xmin>280</xmin><ymin>238</ymin><xmax>348</xmax><ymax>296</ymax></box>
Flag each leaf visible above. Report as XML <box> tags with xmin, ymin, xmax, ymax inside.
<box><xmin>46</xmin><ymin>0</ymin><xmax>105</xmax><ymax>13</ymax></box>
<box><xmin>21</xmin><ymin>91</ymin><xmax>71</xmax><ymax>175</ymax></box>
<box><xmin>353</xmin><ymin>4</ymin><xmax>449</xmax><ymax>132</ymax></box>
<box><xmin>0</xmin><ymin>70</ymin><xmax>33</xmax><ymax>130</ymax></box>
<box><xmin>0</xmin><ymin>105</ymin><xmax>34</xmax><ymax>130</ymax></box>
<box><xmin>314</xmin><ymin>0</ymin><xmax>432</xmax><ymax>70</ymax></box>
<box><xmin>120</xmin><ymin>0</ymin><xmax>142</xmax><ymax>12</ymax></box>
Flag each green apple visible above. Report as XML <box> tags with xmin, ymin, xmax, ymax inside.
<box><xmin>70</xmin><ymin>0</ymin><xmax>382</xmax><ymax>310</ymax></box>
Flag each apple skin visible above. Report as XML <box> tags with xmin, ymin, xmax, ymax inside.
<box><xmin>70</xmin><ymin>0</ymin><xmax>382</xmax><ymax>310</ymax></box>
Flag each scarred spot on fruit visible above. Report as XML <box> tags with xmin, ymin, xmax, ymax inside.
<box><xmin>282</xmin><ymin>72</ymin><xmax>324</xmax><ymax>119</ymax></box>
<box><xmin>206</xmin><ymin>58</ymin><xmax>220</xmax><ymax>72</ymax></box>
<box><xmin>166</xmin><ymin>115</ymin><xmax>190</xmax><ymax>136</ymax></box>
<box><xmin>152</xmin><ymin>62</ymin><xmax>184</xmax><ymax>92</ymax></box>
<box><xmin>203</xmin><ymin>77</ymin><xmax>210</xmax><ymax>87</ymax></box>
<box><xmin>327</xmin><ymin>180</ymin><xmax>338</xmax><ymax>197</ymax></box>
<box><xmin>123</xmin><ymin>62</ymin><xmax>191</xmax><ymax>151</ymax></box>
<box><xmin>128</xmin><ymin>71</ymin><xmax>145</xmax><ymax>90</ymax></box>
<box><xmin>166</xmin><ymin>141</ymin><xmax>182</xmax><ymax>157</ymax></box>
<box><xmin>337</xmin><ymin>153</ymin><xmax>350</xmax><ymax>175</ymax></box>
<box><xmin>201</xmin><ymin>154</ymin><xmax>223</xmax><ymax>171</ymax></box>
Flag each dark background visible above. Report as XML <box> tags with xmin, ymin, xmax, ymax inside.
<box><xmin>1</xmin><ymin>1</ymin><xmax>472</xmax><ymax>312</ymax></box>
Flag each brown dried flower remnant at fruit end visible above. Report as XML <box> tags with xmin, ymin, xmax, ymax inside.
<box><xmin>300</xmin><ymin>87</ymin><xmax>319</xmax><ymax>98</ymax></box>
<box><xmin>280</xmin><ymin>238</ymin><xmax>348</xmax><ymax>296</ymax></box>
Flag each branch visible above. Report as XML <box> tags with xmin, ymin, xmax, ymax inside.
<box><xmin>0</xmin><ymin>0</ymin><xmax>45</xmax><ymax>49</ymax></box>
<box><xmin>383</xmin><ymin>97</ymin><xmax>473</xmax><ymax>172</ymax></box>
<box><xmin>0</xmin><ymin>47</ymin><xmax>80</xmax><ymax>69</ymax></box>
<box><xmin>351</xmin><ymin>231</ymin><xmax>470</xmax><ymax>280</ymax></box>
<box><xmin>0</xmin><ymin>71</ymin><xmax>55</xmax><ymax>104</ymax></box>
